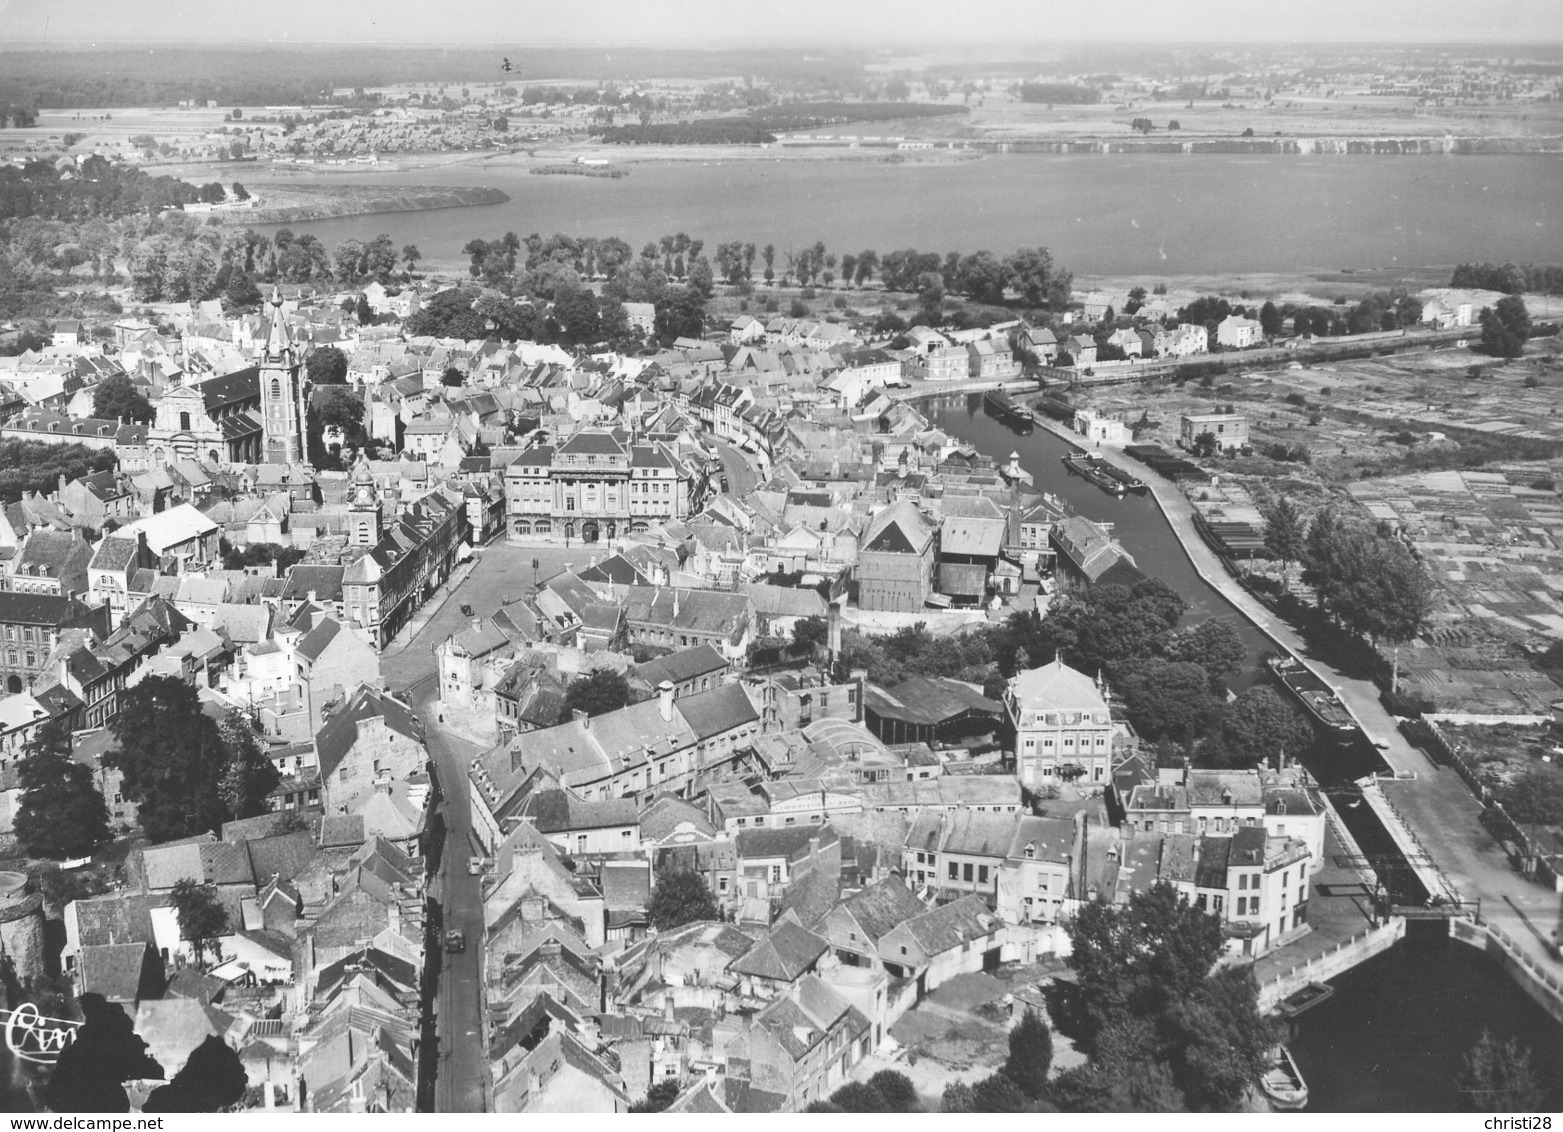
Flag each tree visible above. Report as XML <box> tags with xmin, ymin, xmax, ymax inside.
<box><xmin>629</xmin><ymin>1079</ymin><xmax>681</xmax><ymax>1112</ymax></box>
<box><xmin>92</xmin><ymin>373</ymin><xmax>153</xmax><ymax>424</ymax></box>
<box><xmin>230</xmin><ymin>181</ymin><xmax>249</xmax><ymax>200</ymax></box>
<box><xmin>142</xmin><ymin>1036</ymin><xmax>248</xmax><ymax>1112</ymax></box>
<box><xmin>1215</xmin><ymin>685</ymin><xmax>1313</xmax><ymax>768</ymax></box>
<box><xmin>1190</xmin><ymin>430</ymin><xmax>1218</xmax><ymax>458</ymax></box>
<box><xmin>792</xmin><ymin>616</ymin><xmax>828</xmax><ymax>653</ymax></box>
<box><xmin>1496</xmin><ymin>765</ymin><xmax>1563</xmax><ymax>826</ymax></box>
<box><xmin>1160</xmin><ymin>967</ymin><xmax>1274</xmax><ymax>1111</ymax></box>
<box><xmin>939</xmin><ymin>1081</ymin><xmax>976</xmax><ymax>1112</ymax></box>
<box><xmin>441</xmin><ymin>366</ymin><xmax>466</xmax><ymax>388</ymax></box>
<box><xmin>1067</xmin><ymin>882</ymin><xmax>1226</xmax><ymax>1038</ymax></box>
<box><xmin>14</xmin><ymin>717</ymin><xmax>110</xmax><ymax>858</ymax></box>
<box><xmin>106</xmin><ymin>676</ymin><xmax>243</xmax><ymax>841</ymax></box>
<box><xmin>1163</xmin><ymin>619</ymin><xmax>1245</xmax><ymax>686</ymax></box>
<box><xmin>1494</xmin><ymin>293</ymin><xmax>1531</xmax><ymax>342</ymax></box>
<box><xmin>1119</xmin><ymin>659</ymin><xmax>1221</xmax><ymax>742</ymax></box>
<box><xmin>402</xmin><ymin>244</ymin><xmax>422</xmax><ymax>273</ymax></box>
<box><xmin>198</xmin><ymin>181</ymin><xmax>226</xmax><ymax>204</ymax></box>
<box><xmin>1002</xmin><ymin>1009</ymin><xmax>1053</xmax><ymax>1098</ymax></box>
<box><xmin>562</xmin><ymin>669</ymin><xmax>631</xmax><ymax>719</ymax></box>
<box><xmin>1258</xmin><ymin>300</ymin><xmax>1284</xmax><ymax>338</ymax></box>
<box><xmin>826</xmin><ymin>1081</ymin><xmax>886</xmax><ymax>1112</ymax></box>
<box><xmin>865</xmin><ymin>1071</ymin><xmax>919</xmax><ymax>1112</ymax></box>
<box><xmin>169</xmin><ymin>879</ymin><xmax>229</xmax><ymax>969</ymax></box>
<box><xmin>971</xmin><ymin>1073</ymin><xmax>1027</xmax><ymax>1112</ymax></box>
<box><xmin>216</xmin><ymin>709</ymin><xmax>281</xmax><ymax>822</ymax></box>
<box><xmin>1263</xmin><ymin>496</ymin><xmax>1307</xmax><ymax>593</ymax></box>
<box><xmin>653</xmin><ymin>286</ymin><xmax>705</xmax><ymax>346</ymax></box>
<box><xmin>647</xmin><ymin>867</ymin><xmax>719</xmax><ymax>930</ymax></box>
<box><xmin>1457</xmin><ymin>1030</ymin><xmax>1545</xmax><ymax>1111</ymax></box>
<box><xmin>1479</xmin><ymin>306</ymin><xmax>1525</xmax><ymax>358</ymax></box>
<box><xmin>305</xmin><ymin>343</ymin><xmax>348</xmax><ymax>385</ymax></box>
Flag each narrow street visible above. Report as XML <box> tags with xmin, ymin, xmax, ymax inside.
<box><xmin>381</xmin><ymin>542</ymin><xmax>601</xmax><ymax>1112</ymax></box>
<box><xmin>1062</xmin><ymin>421</ymin><xmax>1563</xmax><ymax>974</ymax></box>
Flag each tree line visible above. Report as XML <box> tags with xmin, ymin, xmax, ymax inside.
<box><xmin>1452</xmin><ymin>262</ymin><xmax>1563</xmax><ymax>296</ymax></box>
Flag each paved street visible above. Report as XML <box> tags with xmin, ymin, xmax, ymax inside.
<box><xmin>382</xmin><ymin>541</ymin><xmax>600</xmax><ymax>1112</ymax></box>
<box><xmin>711</xmin><ymin>437</ymin><xmax>763</xmax><ymax>496</ymax></box>
<box><xmin>1060</xmin><ymin>421</ymin><xmax>1563</xmax><ymax>976</ymax></box>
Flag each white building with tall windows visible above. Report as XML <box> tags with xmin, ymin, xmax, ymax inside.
<box><xmin>1004</xmin><ymin>657</ymin><xmax>1117</xmax><ymax>789</ymax></box>
<box><xmin>503</xmin><ymin>427</ymin><xmax>697</xmax><ymax>544</ymax></box>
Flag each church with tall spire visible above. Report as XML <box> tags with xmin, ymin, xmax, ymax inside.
<box><xmin>259</xmin><ymin>286</ymin><xmax>307</xmax><ymax>464</ymax></box>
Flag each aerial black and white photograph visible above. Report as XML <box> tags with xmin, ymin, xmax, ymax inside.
<box><xmin>0</xmin><ymin>0</ymin><xmax>1561</xmax><ymax>1116</ymax></box>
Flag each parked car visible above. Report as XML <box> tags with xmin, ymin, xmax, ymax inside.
<box><xmin>467</xmin><ymin>856</ymin><xmax>488</xmax><ymax>875</ymax></box>
<box><xmin>444</xmin><ymin>929</ymin><xmax>466</xmax><ymax>953</ymax></box>
<box><xmin>459</xmin><ymin>603</ymin><xmax>474</xmax><ymax>617</ymax></box>
<box><xmin>720</xmin><ymin>474</ymin><xmax>730</xmax><ymax>493</ymax></box>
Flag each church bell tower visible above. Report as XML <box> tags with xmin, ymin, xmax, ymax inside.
<box><xmin>260</xmin><ymin>286</ymin><xmax>306</xmax><ymax>464</ymax></box>
<box><xmin>348</xmin><ymin>454</ymin><xmax>382</xmax><ymax>547</ymax></box>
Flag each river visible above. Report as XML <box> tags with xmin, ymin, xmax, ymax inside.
<box><xmin>246</xmin><ymin>152</ymin><xmax>1563</xmax><ymax>277</ymax></box>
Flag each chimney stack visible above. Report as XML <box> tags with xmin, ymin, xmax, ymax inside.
<box><xmin>827</xmin><ymin>601</ymin><xmax>842</xmax><ymax>667</ymax></box>
<box><xmin>658</xmin><ymin>680</ymin><xmax>675</xmax><ymax>723</ymax></box>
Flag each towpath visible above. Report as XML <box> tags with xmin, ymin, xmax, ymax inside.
<box><xmin>1031</xmin><ymin>415</ymin><xmax>1563</xmax><ymax>974</ymax></box>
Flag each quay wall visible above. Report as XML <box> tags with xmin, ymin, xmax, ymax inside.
<box><xmin>1451</xmin><ymin>918</ymin><xmax>1563</xmax><ymax>1027</ymax></box>
<box><xmin>1256</xmin><ymin>918</ymin><xmax>1406</xmax><ymax>1012</ymax></box>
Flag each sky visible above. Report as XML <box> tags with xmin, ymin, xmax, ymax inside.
<box><xmin>2</xmin><ymin>0</ymin><xmax>1561</xmax><ymax>46</ymax></box>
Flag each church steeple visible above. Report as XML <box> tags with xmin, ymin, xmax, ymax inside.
<box><xmin>259</xmin><ymin>285</ymin><xmax>305</xmax><ymax>465</ymax></box>
<box><xmin>264</xmin><ymin>285</ymin><xmax>293</xmax><ymax>362</ymax></box>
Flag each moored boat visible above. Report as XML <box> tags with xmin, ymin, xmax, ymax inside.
<box><xmin>1261</xmin><ymin>1045</ymin><xmax>1309</xmax><ymax>1111</ymax></box>
<box><xmin>1061</xmin><ymin>452</ymin><xmax>1126</xmax><ymax>496</ymax></box>
<box><xmin>984</xmin><ymin>389</ymin><xmax>1034</xmax><ymax>432</ymax></box>
<box><xmin>1266</xmin><ymin>655</ymin><xmax>1360</xmax><ymax>740</ymax></box>
<box><xmin>1278</xmin><ymin>981</ymin><xmax>1336</xmax><ymax>1020</ymax></box>
<box><xmin>1087</xmin><ymin>453</ymin><xmax>1148</xmax><ymax>494</ymax></box>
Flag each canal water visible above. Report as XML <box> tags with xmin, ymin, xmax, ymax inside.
<box><xmin>925</xmin><ymin>393</ymin><xmax>1271</xmax><ymax>684</ymax></box>
<box><xmin>926</xmin><ymin>392</ymin><xmax>1563</xmax><ymax>1110</ymax></box>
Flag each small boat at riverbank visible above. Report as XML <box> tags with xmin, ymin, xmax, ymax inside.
<box><xmin>1061</xmin><ymin>451</ymin><xmax>1126</xmax><ymax>496</ymax></box>
<box><xmin>1278</xmin><ymin>982</ymin><xmax>1336</xmax><ymax>1020</ymax></box>
<box><xmin>983</xmin><ymin>389</ymin><xmax>1034</xmax><ymax>432</ymax></box>
<box><xmin>1267</xmin><ymin>655</ymin><xmax>1360</xmax><ymax>740</ymax></box>
<box><xmin>1261</xmin><ymin>1045</ymin><xmax>1309</xmax><ymax>1111</ymax></box>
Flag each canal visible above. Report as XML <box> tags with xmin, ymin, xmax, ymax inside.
<box><xmin>925</xmin><ymin>392</ymin><xmax>1563</xmax><ymax>1109</ymax></box>
<box><xmin>924</xmin><ymin>394</ymin><xmax>1272</xmax><ymax>688</ymax></box>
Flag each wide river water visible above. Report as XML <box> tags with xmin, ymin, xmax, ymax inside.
<box><xmin>928</xmin><ymin>393</ymin><xmax>1563</xmax><ymax>1111</ymax></box>
<box><xmin>251</xmin><ymin>152</ymin><xmax>1563</xmax><ymax>277</ymax></box>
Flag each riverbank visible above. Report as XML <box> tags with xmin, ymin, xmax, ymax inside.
<box><xmin>226</xmin><ymin>183</ymin><xmax>510</xmax><ymax>225</ymax></box>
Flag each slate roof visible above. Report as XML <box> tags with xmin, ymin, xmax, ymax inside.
<box><xmin>78</xmin><ymin>942</ymin><xmax>155</xmax><ymax>1001</ymax></box>
<box><xmin>839</xmin><ymin>876</ymin><xmax>925</xmax><ymax>941</ymax></box>
<box><xmin>1009</xmin><ymin>656</ymin><xmax>1106</xmax><ymax>712</ymax></box>
<box><xmin>893</xmin><ymin>895</ymin><xmax>1001</xmax><ymax>954</ymax></box>
<box><xmin>861</xmin><ymin>499</ymin><xmax>934</xmax><ymax>555</ymax></box>
<box><xmin>314</xmin><ymin>686</ymin><xmax>421</xmax><ymax>782</ymax></box>
<box><xmin>632</xmin><ymin>644</ymin><xmax>727</xmax><ymax>688</ymax></box>
<box><xmin>674</xmin><ymin>682</ymin><xmax>758</xmax><ymax>740</ymax></box>
<box><xmin>729</xmin><ymin>920</ymin><xmax>827</xmax><ymax>983</ymax></box>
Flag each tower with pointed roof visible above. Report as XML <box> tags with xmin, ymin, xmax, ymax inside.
<box><xmin>259</xmin><ymin>287</ymin><xmax>306</xmax><ymax>464</ymax></box>
<box><xmin>348</xmin><ymin>454</ymin><xmax>382</xmax><ymax>547</ymax></box>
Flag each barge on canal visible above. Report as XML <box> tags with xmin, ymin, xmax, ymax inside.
<box><xmin>983</xmin><ymin>389</ymin><xmax>1034</xmax><ymax>432</ymax></box>
<box><xmin>1061</xmin><ymin>451</ymin><xmax>1143</xmax><ymax>496</ymax></box>
<box><xmin>1267</xmin><ymin>654</ymin><xmax>1361</xmax><ymax>740</ymax></box>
